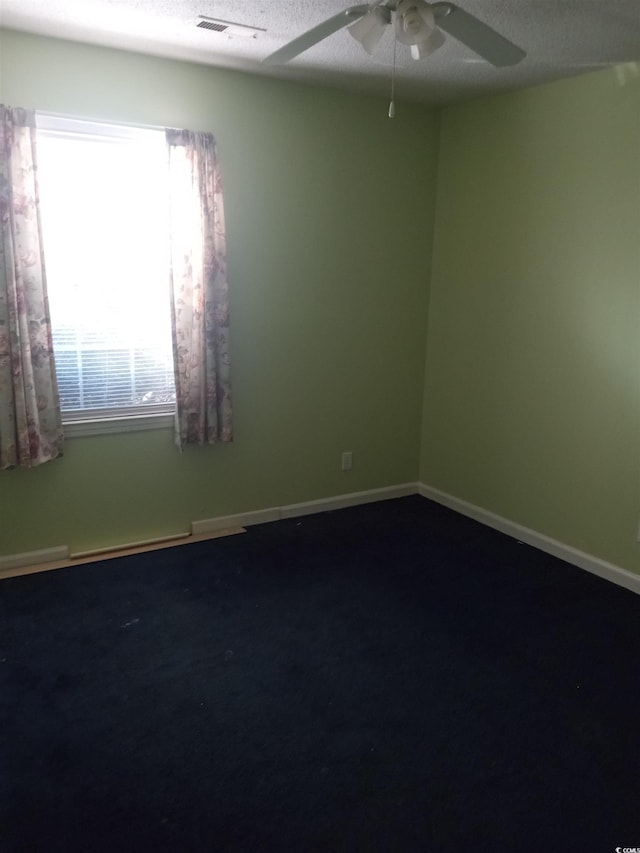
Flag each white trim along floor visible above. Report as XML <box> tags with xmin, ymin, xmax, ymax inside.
<box><xmin>2</xmin><ymin>482</ymin><xmax>639</xmax><ymax>595</ymax></box>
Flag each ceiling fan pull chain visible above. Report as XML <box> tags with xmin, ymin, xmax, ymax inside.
<box><xmin>389</xmin><ymin>33</ymin><xmax>397</xmax><ymax>117</ymax></box>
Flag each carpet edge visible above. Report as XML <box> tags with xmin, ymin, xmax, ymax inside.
<box><xmin>419</xmin><ymin>482</ymin><xmax>640</xmax><ymax>596</ymax></box>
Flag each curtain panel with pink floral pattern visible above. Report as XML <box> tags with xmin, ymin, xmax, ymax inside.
<box><xmin>0</xmin><ymin>105</ymin><xmax>63</xmax><ymax>470</ymax></box>
<box><xmin>165</xmin><ymin>128</ymin><xmax>232</xmax><ymax>449</ymax></box>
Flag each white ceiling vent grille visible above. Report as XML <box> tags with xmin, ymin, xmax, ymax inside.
<box><xmin>196</xmin><ymin>16</ymin><xmax>266</xmax><ymax>38</ymax></box>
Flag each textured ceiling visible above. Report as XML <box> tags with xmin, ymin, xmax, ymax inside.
<box><xmin>2</xmin><ymin>0</ymin><xmax>639</xmax><ymax>105</ymax></box>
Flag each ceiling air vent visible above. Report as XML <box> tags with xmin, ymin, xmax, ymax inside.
<box><xmin>196</xmin><ymin>16</ymin><xmax>266</xmax><ymax>38</ymax></box>
<box><xmin>197</xmin><ymin>20</ymin><xmax>228</xmax><ymax>33</ymax></box>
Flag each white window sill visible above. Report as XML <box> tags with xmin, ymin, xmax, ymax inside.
<box><xmin>63</xmin><ymin>411</ymin><xmax>174</xmax><ymax>438</ymax></box>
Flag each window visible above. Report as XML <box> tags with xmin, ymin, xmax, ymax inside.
<box><xmin>36</xmin><ymin>115</ymin><xmax>176</xmax><ymax>433</ymax></box>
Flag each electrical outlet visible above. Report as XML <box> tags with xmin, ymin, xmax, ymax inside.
<box><xmin>341</xmin><ymin>451</ymin><xmax>353</xmax><ymax>471</ymax></box>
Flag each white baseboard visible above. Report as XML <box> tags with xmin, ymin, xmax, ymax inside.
<box><xmin>192</xmin><ymin>508</ymin><xmax>280</xmax><ymax>535</ymax></box>
<box><xmin>4</xmin><ymin>484</ymin><xmax>637</xmax><ymax>597</ymax></box>
<box><xmin>419</xmin><ymin>483</ymin><xmax>640</xmax><ymax>596</ymax></box>
<box><xmin>281</xmin><ymin>483</ymin><xmax>418</xmax><ymax>519</ymax></box>
<box><xmin>0</xmin><ymin>545</ymin><xmax>70</xmax><ymax>573</ymax></box>
<box><xmin>193</xmin><ymin>483</ymin><xmax>418</xmax><ymax>532</ymax></box>
<box><xmin>1</xmin><ymin>485</ymin><xmax>416</xmax><ymax>576</ymax></box>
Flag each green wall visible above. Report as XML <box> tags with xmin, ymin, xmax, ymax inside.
<box><xmin>421</xmin><ymin>68</ymin><xmax>640</xmax><ymax>572</ymax></box>
<box><xmin>2</xmin><ymin>29</ymin><xmax>639</xmax><ymax>578</ymax></box>
<box><xmin>0</xmin><ymin>30</ymin><xmax>438</xmax><ymax>555</ymax></box>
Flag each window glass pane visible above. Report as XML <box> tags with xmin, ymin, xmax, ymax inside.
<box><xmin>36</xmin><ymin>119</ymin><xmax>175</xmax><ymax>417</ymax></box>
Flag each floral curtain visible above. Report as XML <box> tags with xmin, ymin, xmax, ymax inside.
<box><xmin>0</xmin><ymin>105</ymin><xmax>63</xmax><ymax>470</ymax></box>
<box><xmin>165</xmin><ymin>128</ymin><xmax>232</xmax><ymax>449</ymax></box>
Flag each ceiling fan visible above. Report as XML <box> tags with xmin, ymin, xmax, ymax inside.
<box><xmin>264</xmin><ymin>0</ymin><xmax>526</xmax><ymax>68</ymax></box>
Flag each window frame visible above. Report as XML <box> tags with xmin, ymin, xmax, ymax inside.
<box><xmin>62</xmin><ymin>409</ymin><xmax>174</xmax><ymax>438</ymax></box>
<box><xmin>36</xmin><ymin>113</ymin><xmax>176</xmax><ymax>438</ymax></box>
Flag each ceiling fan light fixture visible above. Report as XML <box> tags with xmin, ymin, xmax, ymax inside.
<box><xmin>395</xmin><ymin>0</ymin><xmax>437</xmax><ymax>46</ymax></box>
<box><xmin>410</xmin><ymin>27</ymin><xmax>445</xmax><ymax>59</ymax></box>
<box><xmin>348</xmin><ymin>5</ymin><xmax>391</xmax><ymax>54</ymax></box>
<box><xmin>263</xmin><ymin>1</ymin><xmax>526</xmax><ymax>70</ymax></box>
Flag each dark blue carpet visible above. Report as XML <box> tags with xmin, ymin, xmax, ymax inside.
<box><xmin>1</xmin><ymin>496</ymin><xmax>639</xmax><ymax>852</ymax></box>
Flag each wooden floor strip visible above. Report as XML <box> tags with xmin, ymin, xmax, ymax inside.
<box><xmin>0</xmin><ymin>527</ymin><xmax>246</xmax><ymax>580</ymax></box>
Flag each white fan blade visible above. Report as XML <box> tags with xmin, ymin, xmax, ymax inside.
<box><xmin>263</xmin><ymin>5</ymin><xmax>370</xmax><ymax>65</ymax></box>
<box><xmin>432</xmin><ymin>2</ymin><xmax>526</xmax><ymax>67</ymax></box>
